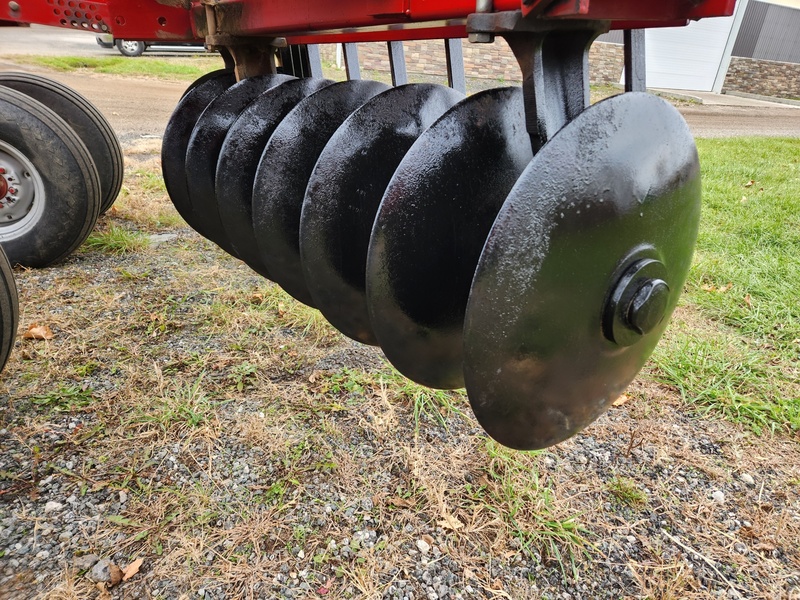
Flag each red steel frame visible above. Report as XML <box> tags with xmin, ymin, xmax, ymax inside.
<box><xmin>3</xmin><ymin>0</ymin><xmax>736</xmax><ymax>43</ymax></box>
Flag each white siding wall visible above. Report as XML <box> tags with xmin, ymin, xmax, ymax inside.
<box><xmin>644</xmin><ymin>17</ymin><xmax>738</xmax><ymax>91</ymax></box>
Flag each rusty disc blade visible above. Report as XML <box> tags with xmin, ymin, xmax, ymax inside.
<box><xmin>300</xmin><ymin>83</ymin><xmax>464</xmax><ymax>345</ymax></box>
<box><xmin>252</xmin><ymin>79</ymin><xmax>389</xmax><ymax>306</ymax></box>
<box><xmin>464</xmin><ymin>92</ymin><xmax>701</xmax><ymax>450</ymax></box>
<box><xmin>366</xmin><ymin>87</ymin><xmax>533</xmax><ymax>388</ymax></box>
<box><xmin>216</xmin><ymin>78</ymin><xmax>332</xmax><ymax>278</ymax></box>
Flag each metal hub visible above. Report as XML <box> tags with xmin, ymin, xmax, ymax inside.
<box><xmin>0</xmin><ymin>140</ymin><xmax>44</xmax><ymax>231</ymax></box>
<box><xmin>603</xmin><ymin>256</ymin><xmax>670</xmax><ymax>346</ymax></box>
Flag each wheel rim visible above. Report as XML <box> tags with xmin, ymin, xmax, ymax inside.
<box><xmin>0</xmin><ymin>140</ymin><xmax>46</xmax><ymax>238</ymax></box>
<box><xmin>121</xmin><ymin>41</ymin><xmax>140</xmax><ymax>53</ymax></box>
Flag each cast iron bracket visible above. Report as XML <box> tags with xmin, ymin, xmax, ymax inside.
<box><xmin>468</xmin><ymin>11</ymin><xmax>609</xmax><ymax>153</ymax></box>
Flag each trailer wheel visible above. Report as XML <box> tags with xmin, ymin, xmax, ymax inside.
<box><xmin>0</xmin><ymin>86</ymin><xmax>101</xmax><ymax>267</ymax></box>
<box><xmin>0</xmin><ymin>72</ymin><xmax>124</xmax><ymax>214</ymax></box>
<box><xmin>0</xmin><ymin>244</ymin><xmax>18</xmax><ymax>374</ymax></box>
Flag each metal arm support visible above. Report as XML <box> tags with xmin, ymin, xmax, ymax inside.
<box><xmin>624</xmin><ymin>29</ymin><xmax>646</xmax><ymax>92</ymax></box>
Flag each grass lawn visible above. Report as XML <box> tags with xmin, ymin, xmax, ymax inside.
<box><xmin>649</xmin><ymin>138</ymin><xmax>800</xmax><ymax>434</ymax></box>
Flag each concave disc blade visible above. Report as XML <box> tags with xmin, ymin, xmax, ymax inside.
<box><xmin>217</xmin><ymin>78</ymin><xmax>333</xmax><ymax>278</ymax></box>
<box><xmin>162</xmin><ymin>69</ymin><xmax>235</xmax><ymax>238</ymax></box>
<box><xmin>253</xmin><ymin>79</ymin><xmax>389</xmax><ymax>306</ymax></box>
<box><xmin>464</xmin><ymin>92</ymin><xmax>702</xmax><ymax>451</ymax></box>
<box><xmin>366</xmin><ymin>87</ymin><xmax>533</xmax><ymax>389</ymax></box>
<box><xmin>186</xmin><ymin>74</ymin><xmax>295</xmax><ymax>256</ymax></box>
<box><xmin>300</xmin><ymin>83</ymin><xmax>464</xmax><ymax>345</ymax></box>
<box><xmin>181</xmin><ymin>67</ymin><xmax>234</xmax><ymax>99</ymax></box>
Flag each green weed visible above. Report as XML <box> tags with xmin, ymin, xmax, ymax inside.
<box><xmin>481</xmin><ymin>440</ymin><xmax>587</xmax><ymax>575</ymax></box>
<box><xmin>85</xmin><ymin>224</ymin><xmax>149</xmax><ymax>255</ymax></box>
<box><xmin>32</xmin><ymin>385</ymin><xmax>97</xmax><ymax>412</ymax></box>
<box><xmin>606</xmin><ymin>477</ymin><xmax>648</xmax><ymax>508</ymax></box>
<box><xmin>130</xmin><ymin>374</ymin><xmax>221</xmax><ymax>431</ymax></box>
<box><xmin>228</xmin><ymin>362</ymin><xmax>258</xmax><ymax>392</ymax></box>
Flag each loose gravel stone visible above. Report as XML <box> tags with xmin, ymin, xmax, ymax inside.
<box><xmin>74</xmin><ymin>553</ymin><xmax>100</xmax><ymax>571</ymax></box>
<box><xmin>43</xmin><ymin>501</ymin><xmax>64</xmax><ymax>513</ymax></box>
<box><xmin>89</xmin><ymin>558</ymin><xmax>114</xmax><ymax>583</ymax></box>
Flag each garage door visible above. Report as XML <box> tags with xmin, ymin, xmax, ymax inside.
<box><xmin>645</xmin><ymin>16</ymin><xmax>738</xmax><ymax>91</ymax></box>
<box><xmin>617</xmin><ymin>0</ymin><xmax>750</xmax><ymax>92</ymax></box>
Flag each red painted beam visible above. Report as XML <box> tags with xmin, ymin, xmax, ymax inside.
<box><xmin>3</xmin><ymin>0</ymin><xmax>738</xmax><ymax>42</ymax></box>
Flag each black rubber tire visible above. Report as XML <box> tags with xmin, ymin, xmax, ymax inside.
<box><xmin>0</xmin><ymin>72</ymin><xmax>124</xmax><ymax>214</ymax></box>
<box><xmin>0</xmin><ymin>86</ymin><xmax>102</xmax><ymax>267</ymax></box>
<box><xmin>116</xmin><ymin>40</ymin><xmax>146</xmax><ymax>57</ymax></box>
<box><xmin>0</xmin><ymin>244</ymin><xmax>18</xmax><ymax>374</ymax></box>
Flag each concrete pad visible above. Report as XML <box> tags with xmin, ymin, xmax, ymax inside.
<box><xmin>656</xmin><ymin>89</ymin><xmax>800</xmax><ymax>109</ymax></box>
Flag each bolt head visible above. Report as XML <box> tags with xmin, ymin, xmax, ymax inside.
<box><xmin>627</xmin><ymin>278</ymin><xmax>669</xmax><ymax>336</ymax></box>
<box><xmin>603</xmin><ymin>257</ymin><xmax>671</xmax><ymax>347</ymax></box>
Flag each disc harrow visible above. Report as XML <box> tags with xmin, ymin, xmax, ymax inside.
<box><xmin>160</xmin><ymin>17</ymin><xmax>704</xmax><ymax>451</ymax></box>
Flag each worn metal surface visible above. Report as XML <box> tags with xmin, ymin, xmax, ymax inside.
<box><xmin>216</xmin><ymin>77</ymin><xmax>332</xmax><ymax>278</ymax></box>
<box><xmin>162</xmin><ymin>70</ymin><xmax>236</xmax><ymax>240</ymax></box>
<box><xmin>252</xmin><ymin>79</ymin><xmax>389</xmax><ymax>306</ymax></box>
<box><xmin>299</xmin><ymin>83</ymin><xmax>463</xmax><ymax>345</ymax></box>
<box><xmin>184</xmin><ymin>73</ymin><xmax>293</xmax><ymax>256</ymax></box>
<box><xmin>366</xmin><ymin>87</ymin><xmax>533</xmax><ymax>389</ymax></box>
<box><xmin>463</xmin><ymin>92</ymin><xmax>701</xmax><ymax>450</ymax></box>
